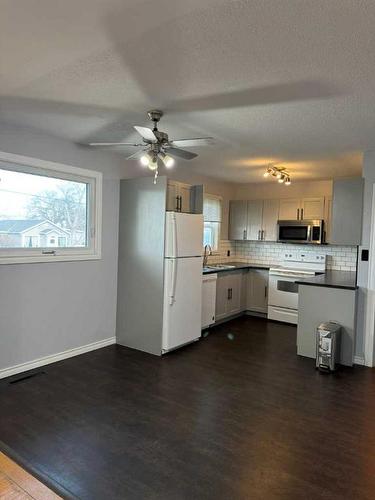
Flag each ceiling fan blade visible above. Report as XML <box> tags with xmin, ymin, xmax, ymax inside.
<box><xmin>168</xmin><ymin>147</ymin><xmax>198</xmax><ymax>160</ymax></box>
<box><xmin>169</xmin><ymin>137</ymin><xmax>214</xmax><ymax>148</ymax></box>
<box><xmin>134</xmin><ymin>126</ymin><xmax>157</xmax><ymax>143</ymax></box>
<box><xmin>125</xmin><ymin>149</ymin><xmax>148</xmax><ymax>160</ymax></box>
<box><xmin>88</xmin><ymin>142</ymin><xmax>142</xmax><ymax>146</ymax></box>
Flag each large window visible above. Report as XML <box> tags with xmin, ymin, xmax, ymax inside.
<box><xmin>0</xmin><ymin>152</ymin><xmax>102</xmax><ymax>264</ymax></box>
<box><xmin>203</xmin><ymin>194</ymin><xmax>222</xmax><ymax>251</ymax></box>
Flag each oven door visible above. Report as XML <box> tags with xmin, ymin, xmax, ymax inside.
<box><xmin>278</xmin><ymin>222</ymin><xmax>310</xmax><ymax>243</ymax></box>
<box><xmin>268</xmin><ymin>274</ymin><xmax>299</xmax><ymax>310</ymax></box>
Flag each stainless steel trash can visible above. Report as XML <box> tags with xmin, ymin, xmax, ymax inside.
<box><xmin>316</xmin><ymin>322</ymin><xmax>341</xmax><ymax>372</ymax></box>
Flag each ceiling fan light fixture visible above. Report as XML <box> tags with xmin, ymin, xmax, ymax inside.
<box><xmin>159</xmin><ymin>152</ymin><xmax>175</xmax><ymax>168</ymax></box>
<box><xmin>140</xmin><ymin>153</ymin><xmax>150</xmax><ymax>166</ymax></box>
<box><xmin>278</xmin><ymin>176</ymin><xmax>285</xmax><ymax>183</ymax></box>
<box><xmin>285</xmin><ymin>177</ymin><xmax>291</xmax><ymax>186</ymax></box>
<box><xmin>163</xmin><ymin>154</ymin><xmax>175</xmax><ymax>168</ymax></box>
<box><xmin>148</xmin><ymin>155</ymin><xmax>158</xmax><ymax>171</ymax></box>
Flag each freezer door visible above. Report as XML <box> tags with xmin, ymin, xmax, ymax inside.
<box><xmin>162</xmin><ymin>257</ymin><xmax>203</xmax><ymax>352</ymax></box>
<box><xmin>165</xmin><ymin>212</ymin><xmax>203</xmax><ymax>257</ymax></box>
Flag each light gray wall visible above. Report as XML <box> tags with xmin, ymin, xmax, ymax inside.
<box><xmin>0</xmin><ymin>123</ymin><xmax>135</xmax><ymax>372</ymax></box>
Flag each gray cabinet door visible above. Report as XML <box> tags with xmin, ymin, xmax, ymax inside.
<box><xmin>246</xmin><ymin>200</ymin><xmax>263</xmax><ymax>240</ymax></box>
<box><xmin>301</xmin><ymin>197</ymin><xmax>325</xmax><ymax>220</ymax></box>
<box><xmin>331</xmin><ymin>178</ymin><xmax>363</xmax><ymax>245</ymax></box>
<box><xmin>279</xmin><ymin>198</ymin><xmax>300</xmax><ymax>220</ymax></box>
<box><xmin>215</xmin><ymin>274</ymin><xmax>230</xmax><ymax>321</ymax></box>
<box><xmin>246</xmin><ymin>270</ymin><xmax>269</xmax><ymax>313</ymax></box>
<box><xmin>262</xmin><ymin>199</ymin><xmax>279</xmax><ymax>241</ymax></box>
<box><xmin>229</xmin><ymin>201</ymin><xmax>248</xmax><ymax>240</ymax></box>
<box><xmin>226</xmin><ymin>271</ymin><xmax>242</xmax><ymax>316</ymax></box>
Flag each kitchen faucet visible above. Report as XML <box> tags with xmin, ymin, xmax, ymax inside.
<box><xmin>203</xmin><ymin>244</ymin><xmax>212</xmax><ymax>267</ymax></box>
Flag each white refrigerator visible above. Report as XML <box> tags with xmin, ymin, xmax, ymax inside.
<box><xmin>162</xmin><ymin>212</ymin><xmax>203</xmax><ymax>352</ymax></box>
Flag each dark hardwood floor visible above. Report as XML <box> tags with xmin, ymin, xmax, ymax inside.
<box><xmin>0</xmin><ymin>316</ymin><xmax>375</xmax><ymax>500</ymax></box>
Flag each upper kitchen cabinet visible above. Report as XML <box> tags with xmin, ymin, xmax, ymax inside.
<box><xmin>301</xmin><ymin>197</ymin><xmax>325</xmax><ymax>220</ymax></box>
<box><xmin>229</xmin><ymin>199</ymin><xmax>279</xmax><ymax>241</ymax></box>
<box><xmin>246</xmin><ymin>200</ymin><xmax>263</xmax><ymax>240</ymax></box>
<box><xmin>166</xmin><ymin>180</ymin><xmax>203</xmax><ymax>214</ymax></box>
<box><xmin>279</xmin><ymin>197</ymin><xmax>325</xmax><ymax>221</ymax></box>
<box><xmin>279</xmin><ymin>198</ymin><xmax>301</xmax><ymax>220</ymax></box>
<box><xmin>262</xmin><ymin>199</ymin><xmax>280</xmax><ymax>241</ymax></box>
<box><xmin>229</xmin><ymin>200</ymin><xmax>248</xmax><ymax>240</ymax></box>
<box><xmin>331</xmin><ymin>177</ymin><xmax>363</xmax><ymax>245</ymax></box>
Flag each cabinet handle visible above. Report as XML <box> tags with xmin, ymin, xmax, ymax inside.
<box><xmin>301</xmin><ymin>208</ymin><xmax>304</xmax><ymax>220</ymax></box>
<box><xmin>261</xmin><ymin>230</ymin><xmax>265</xmax><ymax>240</ymax></box>
<box><xmin>230</xmin><ymin>288</ymin><xmax>232</xmax><ymax>299</ymax></box>
<box><xmin>258</xmin><ymin>230</ymin><xmax>261</xmax><ymax>240</ymax></box>
<box><xmin>265</xmin><ymin>285</ymin><xmax>268</xmax><ymax>298</ymax></box>
<box><xmin>227</xmin><ymin>288</ymin><xmax>231</xmax><ymax>300</ymax></box>
<box><xmin>297</xmin><ymin>208</ymin><xmax>300</xmax><ymax>220</ymax></box>
<box><xmin>176</xmin><ymin>196</ymin><xmax>179</xmax><ymax>211</ymax></box>
<box><xmin>243</xmin><ymin>229</ymin><xmax>246</xmax><ymax>240</ymax></box>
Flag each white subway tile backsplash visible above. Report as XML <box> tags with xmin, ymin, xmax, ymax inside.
<box><xmin>208</xmin><ymin>240</ymin><xmax>358</xmax><ymax>271</ymax></box>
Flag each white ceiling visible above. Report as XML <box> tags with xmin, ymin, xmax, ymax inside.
<box><xmin>1</xmin><ymin>0</ymin><xmax>373</xmax><ymax>183</ymax></box>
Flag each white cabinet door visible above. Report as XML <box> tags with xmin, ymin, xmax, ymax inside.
<box><xmin>279</xmin><ymin>198</ymin><xmax>300</xmax><ymax>220</ymax></box>
<box><xmin>301</xmin><ymin>197</ymin><xmax>325</xmax><ymax>220</ymax></box>
<box><xmin>202</xmin><ymin>274</ymin><xmax>217</xmax><ymax>328</ymax></box>
<box><xmin>229</xmin><ymin>201</ymin><xmax>248</xmax><ymax>240</ymax></box>
<box><xmin>247</xmin><ymin>200</ymin><xmax>263</xmax><ymax>240</ymax></box>
<box><xmin>226</xmin><ymin>271</ymin><xmax>242</xmax><ymax>316</ymax></box>
<box><xmin>215</xmin><ymin>274</ymin><xmax>230</xmax><ymax>321</ymax></box>
<box><xmin>167</xmin><ymin>181</ymin><xmax>179</xmax><ymax>211</ymax></box>
<box><xmin>246</xmin><ymin>270</ymin><xmax>269</xmax><ymax>313</ymax></box>
<box><xmin>179</xmin><ymin>184</ymin><xmax>192</xmax><ymax>213</ymax></box>
<box><xmin>262</xmin><ymin>199</ymin><xmax>279</xmax><ymax>241</ymax></box>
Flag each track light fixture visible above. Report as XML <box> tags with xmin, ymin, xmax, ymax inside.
<box><xmin>264</xmin><ymin>164</ymin><xmax>291</xmax><ymax>186</ymax></box>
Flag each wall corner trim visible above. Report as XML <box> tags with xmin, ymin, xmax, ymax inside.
<box><xmin>0</xmin><ymin>337</ymin><xmax>116</xmax><ymax>380</ymax></box>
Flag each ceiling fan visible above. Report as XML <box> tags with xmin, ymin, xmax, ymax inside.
<box><xmin>88</xmin><ymin>110</ymin><xmax>214</xmax><ymax>182</ymax></box>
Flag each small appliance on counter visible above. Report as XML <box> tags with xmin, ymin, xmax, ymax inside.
<box><xmin>316</xmin><ymin>321</ymin><xmax>342</xmax><ymax>372</ymax></box>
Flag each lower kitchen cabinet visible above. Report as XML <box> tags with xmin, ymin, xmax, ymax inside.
<box><xmin>246</xmin><ymin>269</ymin><xmax>269</xmax><ymax>313</ymax></box>
<box><xmin>215</xmin><ymin>271</ymin><xmax>244</xmax><ymax>321</ymax></box>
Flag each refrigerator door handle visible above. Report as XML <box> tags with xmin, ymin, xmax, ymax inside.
<box><xmin>169</xmin><ymin>258</ymin><xmax>178</xmax><ymax>305</ymax></box>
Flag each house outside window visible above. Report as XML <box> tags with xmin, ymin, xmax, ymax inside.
<box><xmin>203</xmin><ymin>194</ymin><xmax>222</xmax><ymax>252</ymax></box>
<box><xmin>0</xmin><ymin>151</ymin><xmax>102</xmax><ymax>264</ymax></box>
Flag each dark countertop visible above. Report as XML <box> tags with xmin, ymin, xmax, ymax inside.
<box><xmin>203</xmin><ymin>262</ymin><xmax>272</xmax><ymax>274</ymax></box>
<box><xmin>295</xmin><ymin>271</ymin><xmax>358</xmax><ymax>290</ymax></box>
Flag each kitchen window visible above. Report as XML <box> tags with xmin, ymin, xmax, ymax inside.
<box><xmin>0</xmin><ymin>151</ymin><xmax>102</xmax><ymax>264</ymax></box>
<box><xmin>203</xmin><ymin>194</ymin><xmax>222</xmax><ymax>251</ymax></box>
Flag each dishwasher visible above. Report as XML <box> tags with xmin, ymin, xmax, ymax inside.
<box><xmin>202</xmin><ymin>273</ymin><xmax>217</xmax><ymax>329</ymax></box>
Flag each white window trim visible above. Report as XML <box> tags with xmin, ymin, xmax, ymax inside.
<box><xmin>203</xmin><ymin>193</ymin><xmax>222</xmax><ymax>253</ymax></box>
<box><xmin>0</xmin><ymin>151</ymin><xmax>102</xmax><ymax>264</ymax></box>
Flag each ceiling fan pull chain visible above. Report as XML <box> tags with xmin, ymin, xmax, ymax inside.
<box><xmin>153</xmin><ymin>168</ymin><xmax>159</xmax><ymax>185</ymax></box>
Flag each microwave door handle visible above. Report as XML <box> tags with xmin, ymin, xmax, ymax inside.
<box><xmin>307</xmin><ymin>225</ymin><xmax>312</xmax><ymax>242</ymax></box>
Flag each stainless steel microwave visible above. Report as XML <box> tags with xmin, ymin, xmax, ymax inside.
<box><xmin>277</xmin><ymin>220</ymin><xmax>324</xmax><ymax>244</ymax></box>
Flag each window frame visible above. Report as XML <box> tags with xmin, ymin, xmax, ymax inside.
<box><xmin>0</xmin><ymin>151</ymin><xmax>102</xmax><ymax>264</ymax></box>
<box><xmin>203</xmin><ymin>193</ymin><xmax>222</xmax><ymax>253</ymax></box>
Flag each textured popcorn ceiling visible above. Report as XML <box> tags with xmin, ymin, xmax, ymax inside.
<box><xmin>0</xmin><ymin>0</ymin><xmax>373</xmax><ymax>182</ymax></box>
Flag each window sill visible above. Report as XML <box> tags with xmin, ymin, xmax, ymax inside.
<box><xmin>0</xmin><ymin>252</ymin><xmax>102</xmax><ymax>265</ymax></box>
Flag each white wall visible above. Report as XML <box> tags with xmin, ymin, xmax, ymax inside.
<box><xmin>0</xmin><ymin>123</ymin><xmax>138</xmax><ymax>374</ymax></box>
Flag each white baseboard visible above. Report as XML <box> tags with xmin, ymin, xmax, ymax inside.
<box><xmin>354</xmin><ymin>355</ymin><xmax>365</xmax><ymax>366</ymax></box>
<box><xmin>0</xmin><ymin>337</ymin><xmax>116</xmax><ymax>380</ymax></box>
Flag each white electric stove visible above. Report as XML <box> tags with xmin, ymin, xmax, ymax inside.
<box><xmin>268</xmin><ymin>251</ymin><xmax>326</xmax><ymax>324</ymax></box>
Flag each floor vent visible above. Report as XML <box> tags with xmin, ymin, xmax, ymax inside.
<box><xmin>9</xmin><ymin>371</ymin><xmax>46</xmax><ymax>384</ymax></box>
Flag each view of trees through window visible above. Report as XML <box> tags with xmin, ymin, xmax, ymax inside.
<box><xmin>0</xmin><ymin>167</ymin><xmax>88</xmax><ymax>249</ymax></box>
